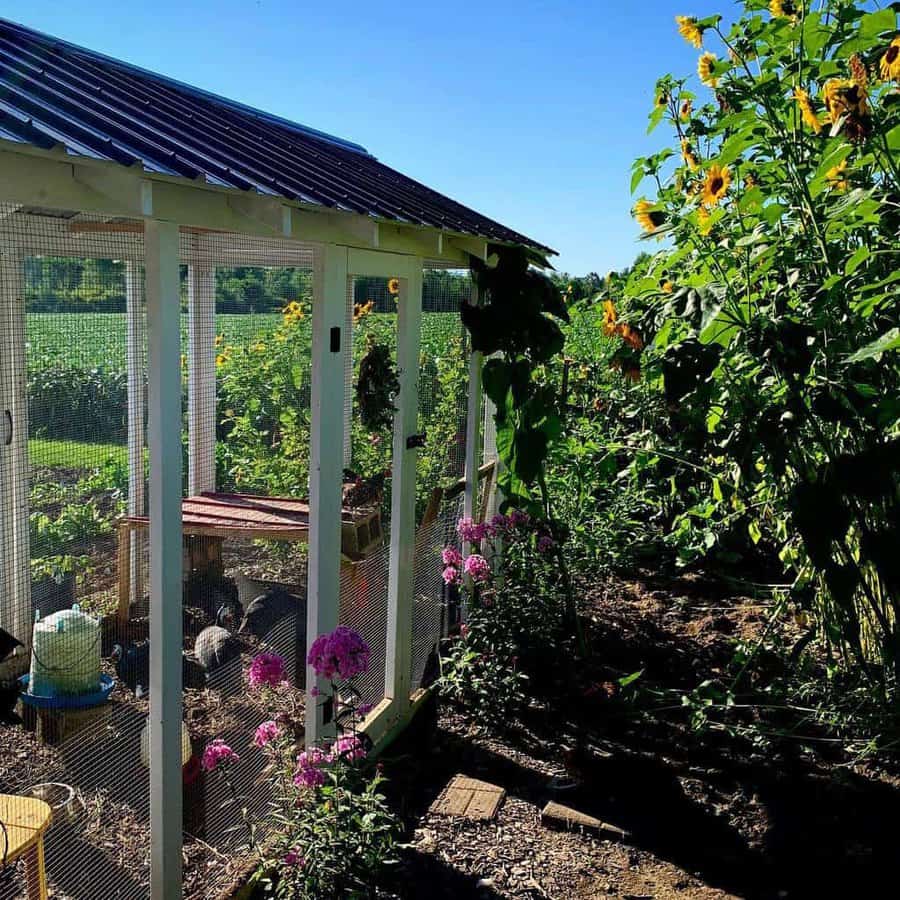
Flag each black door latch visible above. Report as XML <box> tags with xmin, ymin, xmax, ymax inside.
<box><xmin>406</xmin><ymin>432</ymin><xmax>426</xmax><ymax>449</ymax></box>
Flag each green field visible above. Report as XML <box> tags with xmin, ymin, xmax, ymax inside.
<box><xmin>29</xmin><ymin>438</ymin><xmax>127</xmax><ymax>470</ymax></box>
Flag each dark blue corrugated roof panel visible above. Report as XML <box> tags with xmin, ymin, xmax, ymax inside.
<box><xmin>0</xmin><ymin>17</ymin><xmax>552</xmax><ymax>253</ymax></box>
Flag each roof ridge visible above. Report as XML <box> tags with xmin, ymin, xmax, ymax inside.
<box><xmin>0</xmin><ymin>15</ymin><xmax>371</xmax><ymax>157</ymax></box>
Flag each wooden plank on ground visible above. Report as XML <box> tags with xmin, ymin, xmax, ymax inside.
<box><xmin>430</xmin><ymin>774</ymin><xmax>506</xmax><ymax>821</ymax></box>
<box><xmin>540</xmin><ymin>801</ymin><xmax>629</xmax><ymax>840</ymax></box>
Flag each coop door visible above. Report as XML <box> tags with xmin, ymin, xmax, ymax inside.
<box><xmin>0</xmin><ymin>250</ymin><xmax>30</xmax><ymax>647</ymax></box>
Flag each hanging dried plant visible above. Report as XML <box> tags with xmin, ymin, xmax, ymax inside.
<box><xmin>356</xmin><ymin>334</ymin><xmax>399</xmax><ymax>431</ymax></box>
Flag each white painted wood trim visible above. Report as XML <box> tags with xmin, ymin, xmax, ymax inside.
<box><xmin>343</xmin><ymin>278</ymin><xmax>353</xmax><ymax>470</ymax></box>
<box><xmin>0</xmin><ymin>246</ymin><xmax>30</xmax><ymax>647</ymax></box>
<box><xmin>306</xmin><ymin>244</ymin><xmax>349</xmax><ymax>746</ymax></box>
<box><xmin>145</xmin><ymin>219</ymin><xmax>183</xmax><ymax>900</ymax></box>
<box><xmin>125</xmin><ymin>261</ymin><xmax>146</xmax><ymax>608</ymax></box>
<box><xmin>187</xmin><ymin>262</ymin><xmax>217</xmax><ymax>495</ymax></box>
<box><xmin>463</xmin><ymin>284</ymin><xmax>483</xmax><ymax>555</ymax></box>
<box><xmin>385</xmin><ymin>260</ymin><xmax>424</xmax><ymax>707</ymax></box>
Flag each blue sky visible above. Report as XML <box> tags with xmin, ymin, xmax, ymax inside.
<box><xmin>3</xmin><ymin>0</ymin><xmax>726</xmax><ymax>275</ymax></box>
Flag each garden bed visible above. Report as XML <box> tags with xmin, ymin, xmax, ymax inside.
<box><xmin>378</xmin><ymin>572</ymin><xmax>900</xmax><ymax>899</ymax></box>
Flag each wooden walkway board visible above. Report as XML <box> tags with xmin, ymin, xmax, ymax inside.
<box><xmin>430</xmin><ymin>775</ymin><xmax>506</xmax><ymax>821</ymax></box>
<box><xmin>540</xmin><ymin>800</ymin><xmax>629</xmax><ymax>840</ymax></box>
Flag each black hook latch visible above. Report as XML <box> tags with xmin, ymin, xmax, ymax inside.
<box><xmin>406</xmin><ymin>432</ymin><xmax>426</xmax><ymax>450</ymax></box>
<box><xmin>2</xmin><ymin>410</ymin><xmax>11</xmax><ymax>446</ymax></box>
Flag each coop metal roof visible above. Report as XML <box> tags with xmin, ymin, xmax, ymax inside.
<box><xmin>0</xmin><ymin>17</ymin><xmax>553</xmax><ymax>254</ymax></box>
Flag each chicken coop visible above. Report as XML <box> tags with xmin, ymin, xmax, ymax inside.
<box><xmin>0</xmin><ymin>17</ymin><xmax>553</xmax><ymax>900</ymax></box>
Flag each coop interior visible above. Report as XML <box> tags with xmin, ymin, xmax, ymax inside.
<box><xmin>0</xmin><ymin>205</ymin><xmax>479</xmax><ymax>898</ymax></box>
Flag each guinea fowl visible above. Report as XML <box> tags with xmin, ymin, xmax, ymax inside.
<box><xmin>112</xmin><ymin>641</ymin><xmax>149</xmax><ymax>697</ymax></box>
<box><xmin>112</xmin><ymin>640</ymin><xmax>214</xmax><ymax>693</ymax></box>
<box><xmin>194</xmin><ymin>605</ymin><xmax>242</xmax><ymax>674</ymax></box>
<box><xmin>1</xmin><ymin>627</ymin><xmax>23</xmax><ymax>725</ymax></box>
<box><xmin>238</xmin><ymin>587</ymin><xmax>298</xmax><ymax>638</ymax></box>
<box><xmin>184</xmin><ymin>572</ymin><xmax>242</xmax><ymax>624</ymax></box>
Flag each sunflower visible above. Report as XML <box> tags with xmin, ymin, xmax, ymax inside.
<box><xmin>387</xmin><ymin>277</ymin><xmax>401</xmax><ymax>295</ymax></box>
<box><xmin>680</xmin><ymin>99</ymin><xmax>693</xmax><ymax>120</ymax></box>
<box><xmin>826</xmin><ymin>160</ymin><xmax>849</xmax><ymax>192</ymax></box>
<box><xmin>743</xmin><ymin>171</ymin><xmax>758</xmax><ymax>189</ymax></box>
<box><xmin>823</xmin><ymin>77</ymin><xmax>868</xmax><ymax>122</ymax></box>
<box><xmin>880</xmin><ymin>37</ymin><xmax>900</xmax><ymax>82</ymax></box>
<box><xmin>676</xmin><ymin>15</ymin><xmax>704</xmax><ymax>49</ymax></box>
<box><xmin>680</xmin><ymin>138</ymin><xmax>700</xmax><ymax>171</ymax></box>
<box><xmin>656</xmin><ymin>90</ymin><xmax>669</xmax><ymax>108</ymax></box>
<box><xmin>353</xmin><ymin>300</ymin><xmax>374</xmax><ymax>324</ymax></box>
<box><xmin>793</xmin><ymin>88</ymin><xmax>822</xmax><ymax>134</ymax></box>
<box><xmin>619</xmin><ymin>324</ymin><xmax>644</xmax><ymax>352</ymax></box>
<box><xmin>698</xmin><ymin>52</ymin><xmax>719</xmax><ymax>88</ymax></box>
<box><xmin>661</xmin><ymin>280</ymin><xmax>675</xmax><ymax>294</ymax></box>
<box><xmin>634</xmin><ymin>199</ymin><xmax>665</xmax><ymax>233</ymax></box>
<box><xmin>849</xmin><ymin>54</ymin><xmax>868</xmax><ymax>90</ymax></box>
<box><xmin>602</xmin><ymin>299</ymin><xmax>618</xmax><ymax>336</ymax></box>
<box><xmin>701</xmin><ymin>163</ymin><xmax>731</xmax><ymax>207</ymax></box>
<box><xmin>770</xmin><ymin>0</ymin><xmax>800</xmax><ymax>20</ymax></box>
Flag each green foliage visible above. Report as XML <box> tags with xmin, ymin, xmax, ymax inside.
<box><xmin>355</xmin><ymin>336</ymin><xmax>399</xmax><ymax>431</ymax></box>
<box><xmin>619</xmin><ymin>0</ymin><xmax>900</xmax><ymax>685</ymax></box>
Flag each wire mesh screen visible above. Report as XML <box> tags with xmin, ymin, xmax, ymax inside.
<box><xmin>0</xmin><ymin>206</ymin><xmax>152</xmax><ymax>900</ymax></box>
<box><xmin>409</xmin><ymin>268</ymin><xmax>472</xmax><ymax>692</ymax></box>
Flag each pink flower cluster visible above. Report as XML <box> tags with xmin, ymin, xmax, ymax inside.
<box><xmin>537</xmin><ymin>534</ymin><xmax>556</xmax><ymax>554</ymax></box>
<box><xmin>293</xmin><ymin>746</ymin><xmax>329</xmax><ymax>788</ymax></box>
<box><xmin>457</xmin><ymin>517</ymin><xmax>491</xmax><ymax>544</ymax></box>
<box><xmin>457</xmin><ymin>511</ymin><xmax>531</xmax><ymax>546</ymax></box>
<box><xmin>283</xmin><ymin>849</ymin><xmax>305</xmax><ymax>867</ymax></box>
<box><xmin>463</xmin><ymin>554</ymin><xmax>491</xmax><ymax>583</ymax></box>
<box><xmin>201</xmin><ymin>739</ymin><xmax>239</xmax><ymax>772</ymax></box>
<box><xmin>307</xmin><ymin>626</ymin><xmax>371</xmax><ymax>681</ymax></box>
<box><xmin>292</xmin><ymin>735</ymin><xmax>368</xmax><ymax>789</ymax></box>
<box><xmin>253</xmin><ymin>719</ymin><xmax>282</xmax><ymax>748</ymax></box>
<box><xmin>247</xmin><ymin>652</ymin><xmax>286</xmax><ymax>688</ymax></box>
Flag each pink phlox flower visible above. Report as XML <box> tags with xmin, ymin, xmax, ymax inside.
<box><xmin>457</xmin><ymin>517</ymin><xmax>491</xmax><ymax>544</ymax></box>
<box><xmin>293</xmin><ymin>746</ymin><xmax>328</xmax><ymax>789</ymax></box>
<box><xmin>307</xmin><ymin>626</ymin><xmax>371</xmax><ymax>680</ymax></box>
<box><xmin>329</xmin><ymin>735</ymin><xmax>367</xmax><ymax>763</ymax></box>
<box><xmin>537</xmin><ymin>534</ymin><xmax>556</xmax><ymax>554</ymax></box>
<box><xmin>253</xmin><ymin>720</ymin><xmax>281</xmax><ymax>748</ymax></box>
<box><xmin>201</xmin><ymin>739</ymin><xmax>239</xmax><ymax>772</ymax></box>
<box><xmin>442</xmin><ymin>566</ymin><xmax>460</xmax><ymax>585</ymax></box>
<box><xmin>490</xmin><ymin>513</ymin><xmax>513</xmax><ymax>533</ymax></box>
<box><xmin>283</xmin><ymin>849</ymin><xmax>305</xmax><ymax>867</ymax></box>
<box><xmin>509</xmin><ymin>509</ymin><xmax>531</xmax><ymax>528</ymax></box>
<box><xmin>357</xmin><ymin>702</ymin><xmax>374</xmax><ymax>716</ymax></box>
<box><xmin>247</xmin><ymin>652</ymin><xmax>287</xmax><ymax>688</ymax></box>
<box><xmin>441</xmin><ymin>546</ymin><xmax>463</xmax><ymax>567</ymax></box>
<box><xmin>463</xmin><ymin>554</ymin><xmax>491</xmax><ymax>583</ymax></box>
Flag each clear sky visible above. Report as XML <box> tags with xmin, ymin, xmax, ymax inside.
<box><xmin>2</xmin><ymin>0</ymin><xmax>726</xmax><ymax>276</ymax></box>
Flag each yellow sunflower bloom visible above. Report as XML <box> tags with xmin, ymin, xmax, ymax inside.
<box><xmin>698</xmin><ymin>52</ymin><xmax>720</xmax><ymax>88</ymax></box>
<box><xmin>794</xmin><ymin>88</ymin><xmax>822</xmax><ymax>134</ymax></box>
<box><xmin>822</xmin><ymin>78</ymin><xmax>868</xmax><ymax>123</ymax></box>
<box><xmin>770</xmin><ymin>0</ymin><xmax>800</xmax><ymax>20</ymax></box>
<box><xmin>681</xmin><ymin>137</ymin><xmax>700</xmax><ymax>171</ymax></box>
<box><xmin>353</xmin><ymin>300</ymin><xmax>375</xmax><ymax>324</ymax></box>
<box><xmin>680</xmin><ymin>99</ymin><xmax>693</xmax><ymax>120</ymax></box>
<box><xmin>634</xmin><ymin>199</ymin><xmax>665</xmax><ymax>234</ymax></box>
<box><xmin>880</xmin><ymin>37</ymin><xmax>900</xmax><ymax>82</ymax></box>
<box><xmin>701</xmin><ymin>163</ymin><xmax>731</xmax><ymax>207</ymax></box>
<box><xmin>826</xmin><ymin>160</ymin><xmax>849</xmax><ymax>192</ymax></box>
<box><xmin>602</xmin><ymin>299</ymin><xmax>618</xmax><ymax>336</ymax></box>
<box><xmin>676</xmin><ymin>16</ymin><xmax>704</xmax><ymax>49</ymax></box>
<box><xmin>387</xmin><ymin>277</ymin><xmax>401</xmax><ymax>295</ymax></box>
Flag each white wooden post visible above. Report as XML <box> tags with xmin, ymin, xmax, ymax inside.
<box><xmin>482</xmin><ymin>387</ymin><xmax>500</xmax><ymax>521</ymax></box>
<box><xmin>306</xmin><ymin>244</ymin><xmax>349</xmax><ymax>746</ymax></box>
<box><xmin>385</xmin><ymin>260</ymin><xmax>423</xmax><ymax>710</ymax></box>
<box><xmin>125</xmin><ymin>261</ymin><xmax>146</xmax><ymax>608</ymax></box>
<box><xmin>145</xmin><ymin>219</ymin><xmax>183</xmax><ymax>900</ymax></box>
<box><xmin>462</xmin><ymin>283</ymin><xmax>483</xmax><ymax>556</ymax></box>
<box><xmin>0</xmin><ymin>246</ymin><xmax>30</xmax><ymax>648</ymax></box>
<box><xmin>343</xmin><ymin>277</ymin><xmax>353</xmax><ymax>469</ymax></box>
<box><xmin>187</xmin><ymin>264</ymin><xmax>217</xmax><ymax>495</ymax></box>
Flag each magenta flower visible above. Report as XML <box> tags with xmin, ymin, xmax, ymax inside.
<box><xmin>537</xmin><ymin>534</ymin><xmax>555</xmax><ymax>554</ymax></box>
<box><xmin>248</xmin><ymin>652</ymin><xmax>286</xmax><ymax>688</ymax></box>
<box><xmin>457</xmin><ymin>517</ymin><xmax>490</xmax><ymax>544</ymax></box>
<box><xmin>253</xmin><ymin>720</ymin><xmax>281</xmax><ymax>748</ymax></box>
<box><xmin>490</xmin><ymin>513</ymin><xmax>513</xmax><ymax>533</ymax></box>
<box><xmin>307</xmin><ymin>626</ymin><xmax>371</xmax><ymax>681</ymax></box>
<box><xmin>463</xmin><ymin>554</ymin><xmax>491</xmax><ymax>583</ymax></box>
<box><xmin>441</xmin><ymin>546</ymin><xmax>463</xmax><ymax>567</ymax></box>
<box><xmin>442</xmin><ymin>566</ymin><xmax>460</xmax><ymax>585</ymax></box>
<box><xmin>293</xmin><ymin>746</ymin><xmax>328</xmax><ymax>789</ymax></box>
<box><xmin>201</xmin><ymin>739</ymin><xmax>239</xmax><ymax>772</ymax></box>
<box><xmin>509</xmin><ymin>509</ymin><xmax>531</xmax><ymax>528</ymax></box>
<box><xmin>329</xmin><ymin>735</ymin><xmax>367</xmax><ymax>763</ymax></box>
<box><xmin>459</xmin><ymin>623</ymin><xmax>469</xmax><ymax>639</ymax></box>
<box><xmin>283</xmin><ymin>849</ymin><xmax>305</xmax><ymax>867</ymax></box>
<box><xmin>357</xmin><ymin>702</ymin><xmax>374</xmax><ymax>716</ymax></box>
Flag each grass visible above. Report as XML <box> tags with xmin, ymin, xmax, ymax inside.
<box><xmin>29</xmin><ymin>438</ymin><xmax>127</xmax><ymax>470</ymax></box>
